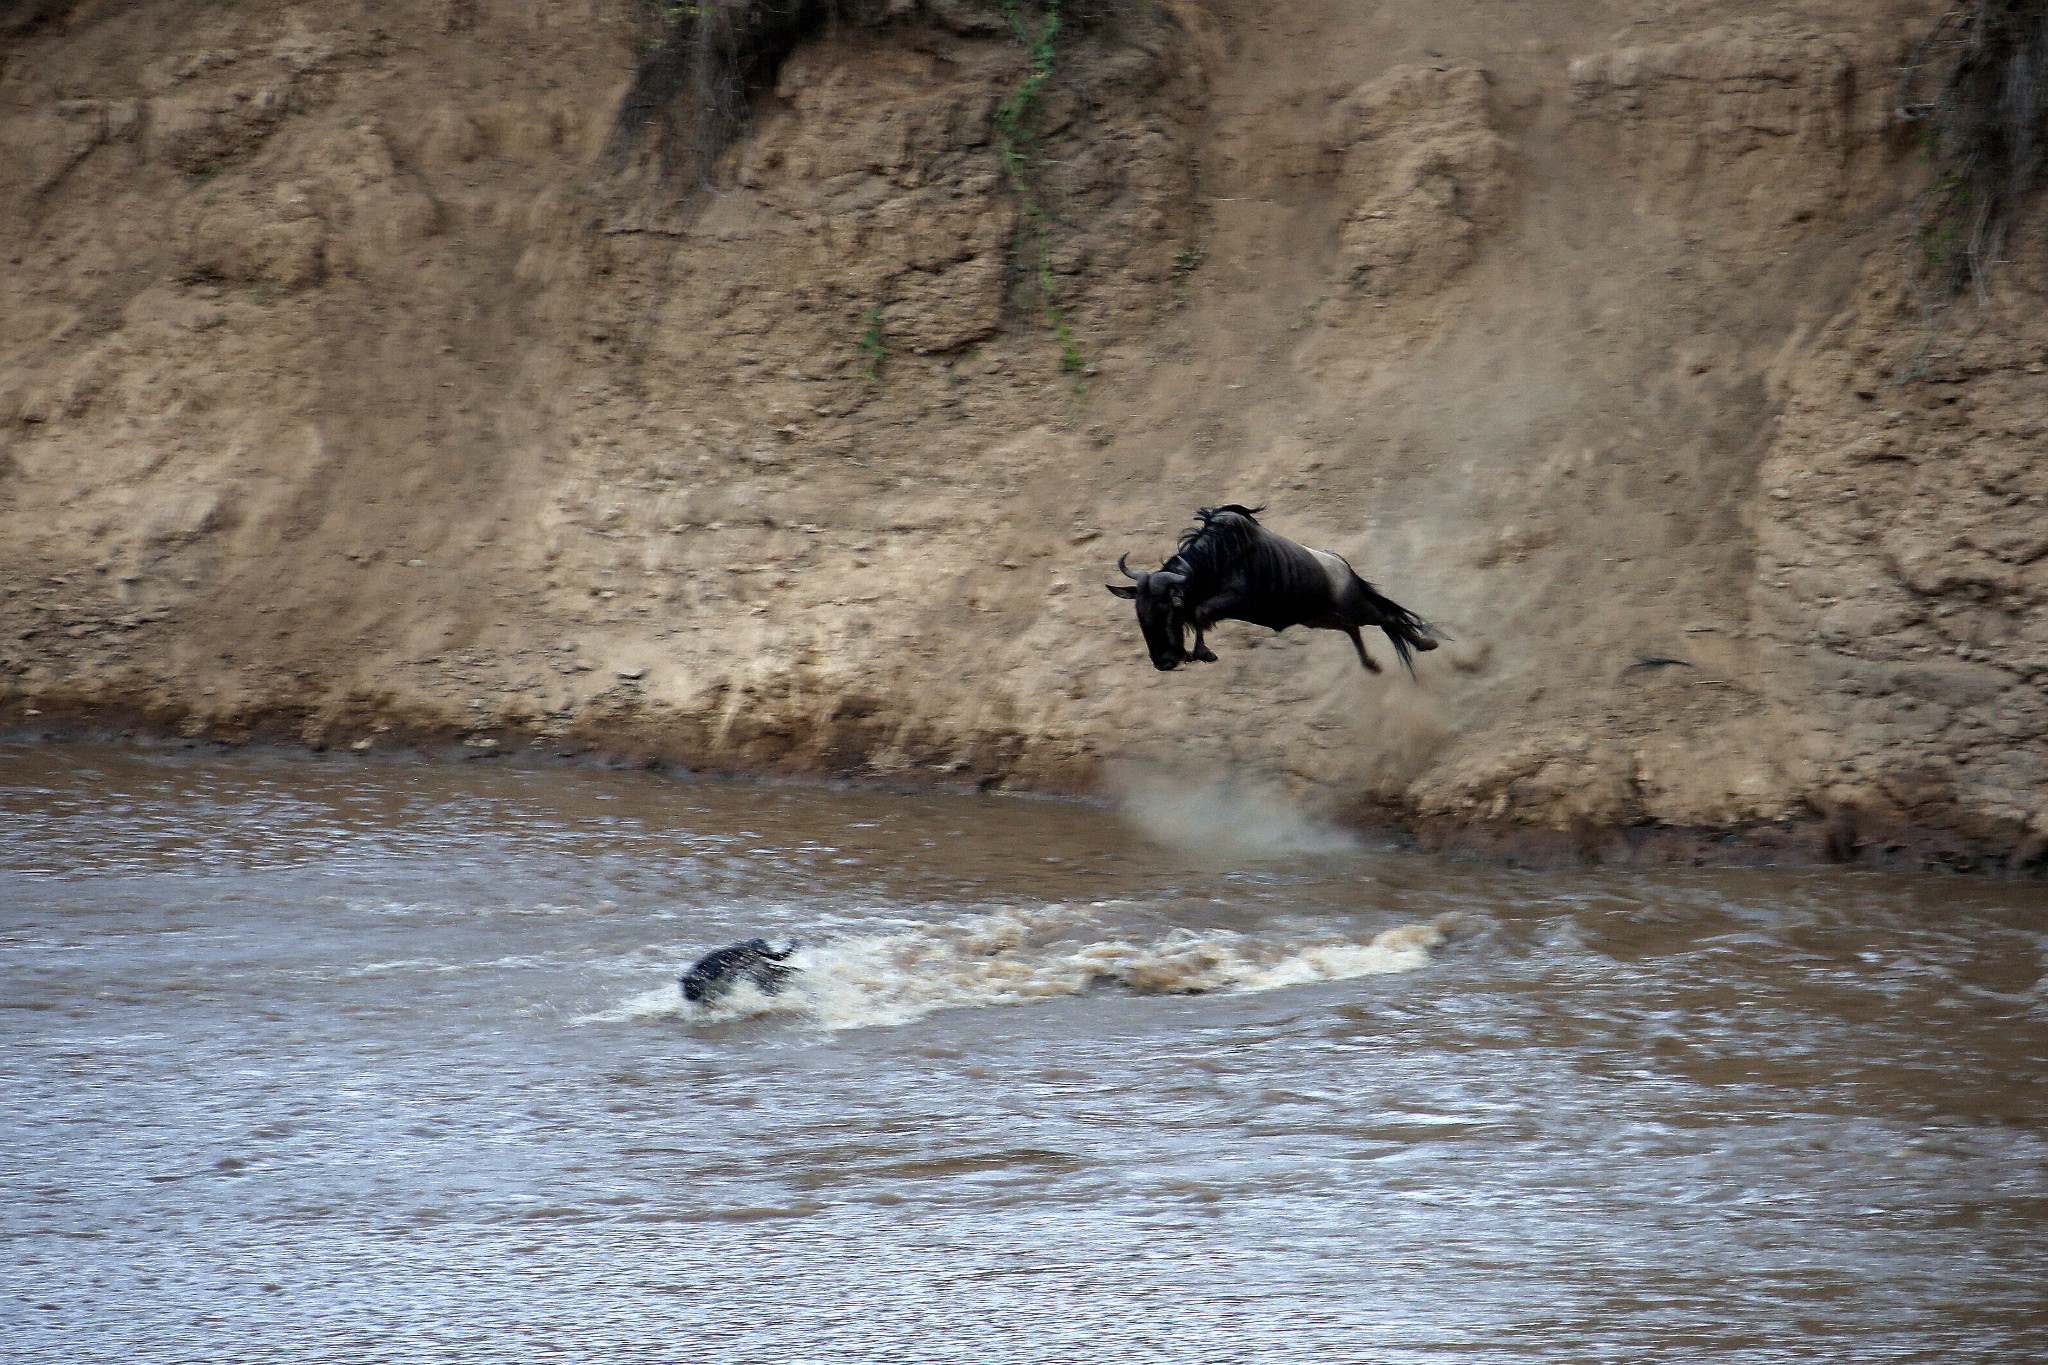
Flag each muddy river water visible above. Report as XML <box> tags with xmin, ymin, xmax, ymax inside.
<box><xmin>3</xmin><ymin>742</ymin><xmax>2045</xmax><ymax>1362</ymax></box>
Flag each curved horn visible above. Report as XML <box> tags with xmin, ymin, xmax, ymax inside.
<box><xmin>1118</xmin><ymin>553</ymin><xmax>1145</xmax><ymax>581</ymax></box>
<box><xmin>1149</xmin><ymin>568</ymin><xmax>1186</xmax><ymax>590</ymax></box>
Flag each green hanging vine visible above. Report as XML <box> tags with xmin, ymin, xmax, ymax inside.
<box><xmin>993</xmin><ymin>0</ymin><xmax>1085</xmax><ymax>375</ymax></box>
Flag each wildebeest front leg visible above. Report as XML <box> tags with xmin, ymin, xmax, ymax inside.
<box><xmin>1187</xmin><ymin>593</ymin><xmax>1261</xmax><ymax>667</ymax></box>
<box><xmin>1188</xmin><ymin>593</ymin><xmax>1254</xmax><ymax>662</ymax></box>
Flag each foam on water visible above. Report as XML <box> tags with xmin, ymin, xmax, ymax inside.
<box><xmin>601</xmin><ymin>904</ymin><xmax>1456</xmax><ymax>1031</ymax></box>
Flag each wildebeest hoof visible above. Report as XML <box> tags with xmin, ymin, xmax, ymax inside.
<box><xmin>1191</xmin><ymin>644</ymin><xmax>1218</xmax><ymax>662</ymax></box>
<box><xmin>679</xmin><ymin>937</ymin><xmax>799</xmax><ymax>1005</ymax></box>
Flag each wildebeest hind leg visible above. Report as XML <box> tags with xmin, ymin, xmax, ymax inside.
<box><xmin>1345</xmin><ymin>626</ymin><xmax>1381</xmax><ymax>673</ymax></box>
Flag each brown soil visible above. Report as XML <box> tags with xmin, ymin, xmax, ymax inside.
<box><xmin>2</xmin><ymin>0</ymin><xmax>2042</xmax><ymax>873</ymax></box>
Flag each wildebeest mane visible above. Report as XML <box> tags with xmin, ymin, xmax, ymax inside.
<box><xmin>1171</xmin><ymin>503</ymin><xmax>1342</xmax><ymax>621</ymax></box>
<box><xmin>1170</xmin><ymin>504</ymin><xmax>1268</xmax><ymax>583</ymax></box>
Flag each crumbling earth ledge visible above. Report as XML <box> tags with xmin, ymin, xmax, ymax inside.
<box><xmin>7</xmin><ymin>695</ymin><xmax>2040</xmax><ymax>877</ymax></box>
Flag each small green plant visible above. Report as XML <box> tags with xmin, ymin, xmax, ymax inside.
<box><xmin>1037</xmin><ymin>245</ymin><xmax>1085</xmax><ymax>375</ymax></box>
<box><xmin>192</xmin><ymin>163</ymin><xmax>222</xmax><ymax>186</ymax></box>
<box><xmin>648</xmin><ymin>3</ymin><xmax>707</xmax><ymax>52</ymax></box>
<box><xmin>1921</xmin><ymin>184</ymin><xmax>1968</xmax><ymax>272</ymax></box>
<box><xmin>855</xmin><ymin>305</ymin><xmax>885</xmax><ymax>381</ymax></box>
<box><xmin>1169</xmin><ymin>245</ymin><xmax>1204</xmax><ymax>306</ymax></box>
<box><xmin>994</xmin><ymin>0</ymin><xmax>1085</xmax><ymax>377</ymax></box>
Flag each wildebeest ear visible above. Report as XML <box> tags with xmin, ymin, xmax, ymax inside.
<box><xmin>1106</xmin><ymin>583</ymin><xmax>1138</xmax><ymax>599</ymax></box>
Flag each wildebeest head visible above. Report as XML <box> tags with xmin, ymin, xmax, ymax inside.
<box><xmin>1106</xmin><ymin>553</ymin><xmax>1190</xmax><ymax>671</ymax></box>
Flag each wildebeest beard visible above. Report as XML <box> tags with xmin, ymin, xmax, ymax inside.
<box><xmin>1126</xmin><ymin>562</ymin><xmax>1194</xmax><ymax>671</ymax></box>
<box><xmin>1110</xmin><ymin>514</ymin><xmax>1242</xmax><ymax>670</ymax></box>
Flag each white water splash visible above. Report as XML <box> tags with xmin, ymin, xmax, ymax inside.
<box><xmin>602</xmin><ymin>903</ymin><xmax>1454</xmax><ymax>1032</ymax></box>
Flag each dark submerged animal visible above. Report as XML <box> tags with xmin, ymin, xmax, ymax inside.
<box><xmin>1107</xmin><ymin>505</ymin><xmax>1441</xmax><ymax>673</ymax></box>
<box><xmin>679</xmin><ymin>938</ymin><xmax>799</xmax><ymax>1004</ymax></box>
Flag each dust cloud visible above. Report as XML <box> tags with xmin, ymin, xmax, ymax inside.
<box><xmin>1108</xmin><ymin>766</ymin><xmax>1363</xmax><ymax>861</ymax></box>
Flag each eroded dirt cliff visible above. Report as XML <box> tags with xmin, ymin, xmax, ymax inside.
<box><xmin>2</xmin><ymin>0</ymin><xmax>2042</xmax><ymax>870</ymax></box>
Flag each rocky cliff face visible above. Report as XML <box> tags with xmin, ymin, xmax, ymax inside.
<box><xmin>1</xmin><ymin>0</ymin><xmax>2040</xmax><ymax>871</ymax></box>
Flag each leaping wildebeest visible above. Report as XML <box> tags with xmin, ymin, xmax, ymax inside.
<box><xmin>1108</xmin><ymin>504</ymin><xmax>1441</xmax><ymax>673</ymax></box>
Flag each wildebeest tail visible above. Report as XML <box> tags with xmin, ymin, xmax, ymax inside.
<box><xmin>1357</xmin><ymin>581</ymin><xmax>1442</xmax><ymax>677</ymax></box>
